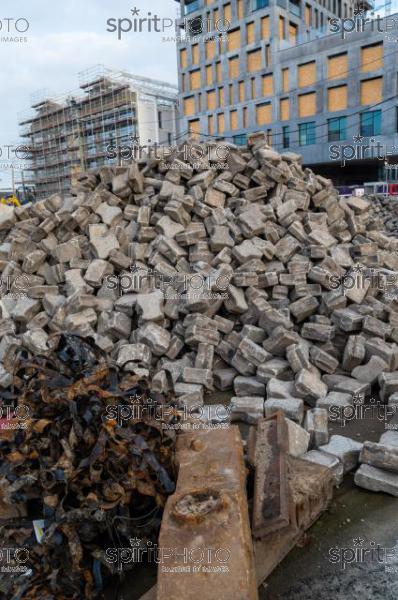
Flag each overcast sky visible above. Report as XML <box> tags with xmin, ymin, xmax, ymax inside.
<box><xmin>0</xmin><ymin>0</ymin><xmax>179</xmax><ymax>188</ymax></box>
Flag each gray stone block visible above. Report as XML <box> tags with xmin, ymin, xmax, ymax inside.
<box><xmin>267</xmin><ymin>378</ymin><xmax>297</xmax><ymax>399</ymax></box>
<box><xmin>352</xmin><ymin>356</ymin><xmax>388</xmax><ymax>384</ymax></box>
<box><xmin>309</xmin><ymin>346</ymin><xmax>338</xmax><ymax>374</ymax></box>
<box><xmin>135</xmin><ymin>290</ymin><xmax>164</xmax><ymax>321</ymax></box>
<box><xmin>230</xmin><ymin>396</ymin><xmax>264</xmax><ymax>424</ymax></box>
<box><xmin>319</xmin><ymin>435</ymin><xmax>363</xmax><ymax>474</ymax></box>
<box><xmin>304</xmin><ymin>408</ymin><xmax>329</xmax><ymax>447</ymax></box>
<box><xmin>286</xmin><ymin>343</ymin><xmax>310</xmax><ymax>373</ymax></box>
<box><xmin>137</xmin><ymin>322</ymin><xmax>171</xmax><ymax>356</ymax></box>
<box><xmin>117</xmin><ymin>344</ymin><xmax>152</xmax><ymax>368</ymax></box>
<box><xmin>379</xmin><ymin>431</ymin><xmax>398</xmax><ymax>447</ymax></box>
<box><xmin>264</xmin><ymin>397</ymin><xmax>304</xmax><ymax>423</ymax></box>
<box><xmin>355</xmin><ymin>464</ymin><xmax>398</xmax><ymax>497</ymax></box>
<box><xmin>182</xmin><ymin>367</ymin><xmax>213</xmax><ymax>390</ymax></box>
<box><xmin>360</xmin><ymin>441</ymin><xmax>398</xmax><ymax>473</ymax></box>
<box><xmin>286</xmin><ymin>418</ymin><xmax>310</xmax><ymax>456</ymax></box>
<box><xmin>234</xmin><ymin>376</ymin><xmax>265</xmax><ymax>397</ymax></box>
<box><xmin>296</xmin><ymin>369</ymin><xmax>328</xmax><ymax>402</ymax></box>
<box><xmin>213</xmin><ymin>368</ymin><xmax>237</xmax><ymax>391</ymax></box>
<box><xmin>323</xmin><ymin>374</ymin><xmax>370</xmax><ymax>397</ymax></box>
<box><xmin>317</xmin><ymin>391</ymin><xmax>353</xmax><ymax>422</ymax></box>
<box><xmin>238</xmin><ymin>337</ymin><xmax>271</xmax><ymax>367</ymax></box>
<box><xmin>342</xmin><ymin>335</ymin><xmax>366</xmax><ymax>371</ymax></box>
<box><xmin>301</xmin><ymin>450</ymin><xmax>344</xmax><ymax>485</ymax></box>
<box><xmin>257</xmin><ymin>359</ymin><xmax>290</xmax><ymax>383</ymax></box>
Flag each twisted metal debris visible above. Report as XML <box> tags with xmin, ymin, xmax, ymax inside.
<box><xmin>0</xmin><ymin>335</ymin><xmax>177</xmax><ymax>599</ymax></box>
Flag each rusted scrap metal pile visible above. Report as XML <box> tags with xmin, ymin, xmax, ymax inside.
<box><xmin>0</xmin><ymin>335</ymin><xmax>177</xmax><ymax>599</ymax></box>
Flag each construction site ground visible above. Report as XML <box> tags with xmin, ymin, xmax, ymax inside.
<box><xmin>263</xmin><ymin>408</ymin><xmax>398</xmax><ymax>600</ymax></box>
<box><xmin>110</xmin><ymin>394</ymin><xmax>398</xmax><ymax>600</ymax></box>
<box><xmin>262</xmin><ymin>479</ymin><xmax>398</xmax><ymax>599</ymax></box>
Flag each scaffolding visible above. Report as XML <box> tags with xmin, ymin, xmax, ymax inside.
<box><xmin>18</xmin><ymin>65</ymin><xmax>178</xmax><ymax>200</ymax></box>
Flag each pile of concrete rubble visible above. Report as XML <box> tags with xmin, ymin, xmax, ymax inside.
<box><xmin>369</xmin><ymin>193</ymin><xmax>398</xmax><ymax>236</ymax></box>
<box><xmin>1</xmin><ymin>132</ymin><xmax>398</xmax><ymax>496</ymax></box>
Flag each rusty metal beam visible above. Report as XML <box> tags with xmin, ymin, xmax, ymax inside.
<box><xmin>141</xmin><ymin>418</ymin><xmax>334</xmax><ymax>600</ymax></box>
<box><xmin>248</xmin><ymin>412</ymin><xmax>290</xmax><ymax>538</ymax></box>
<box><xmin>157</xmin><ymin>426</ymin><xmax>258</xmax><ymax>600</ymax></box>
<box><xmin>254</xmin><ymin>455</ymin><xmax>334</xmax><ymax>585</ymax></box>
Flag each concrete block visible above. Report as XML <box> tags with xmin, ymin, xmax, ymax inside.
<box><xmin>234</xmin><ymin>376</ymin><xmax>265</xmax><ymax>397</ymax></box>
<box><xmin>319</xmin><ymin>435</ymin><xmax>363</xmax><ymax>474</ymax></box>
<box><xmin>301</xmin><ymin>450</ymin><xmax>344</xmax><ymax>486</ymax></box>
<box><xmin>286</xmin><ymin>418</ymin><xmax>310</xmax><ymax>457</ymax></box>
<box><xmin>355</xmin><ymin>464</ymin><xmax>398</xmax><ymax>497</ymax></box>
<box><xmin>304</xmin><ymin>408</ymin><xmax>329</xmax><ymax>447</ymax></box>
<box><xmin>230</xmin><ymin>396</ymin><xmax>264</xmax><ymax>424</ymax></box>
<box><xmin>264</xmin><ymin>397</ymin><xmax>304</xmax><ymax>424</ymax></box>
<box><xmin>360</xmin><ymin>441</ymin><xmax>398</xmax><ymax>473</ymax></box>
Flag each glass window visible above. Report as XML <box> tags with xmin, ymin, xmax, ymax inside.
<box><xmin>188</xmin><ymin>15</ymin><xmax>204</xmax><ymax>35</ymax></box>
<box><xmin>233</xmin><ymin>134</ymin><xmax>247</xmax><ymax>145</ymax></box>
<box><xmin>289</xmin><ymin>0</ymin><xmax>301</xmax><ymax>17</ymax></box>
<box><xmin>299</xmin><ymin>121</ymin><xmax>316</xmax><ymax>145</ymax></box>
<box><xmin>282</xmin><ymin>125</ymin><xmax>290</xmax><ymax>148</ymax></box>
<box><xmin>328</xmin><ymin>116</ymin><xmax>347</xmax><ymax>141</ymax></box>
<box><xmin>185</xmin><ymin>0</ymin><xmax>200</xmax><ymax>15</ymax></box>
<box><xmin>253</xmin><ymin>0</ymin><xmax>269</xmax><ymax>10</ymax></box>
<box><xmin>360</xmin><ymin>110</ymin><xmax>381</xmax><ymax>136</ymax></box>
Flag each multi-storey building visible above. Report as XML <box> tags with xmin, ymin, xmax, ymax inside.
<box><xmin>176</xmin><ymin>0</ymin><xmax>398</xmax><ymax>184</ymax></box>
<box><xmin>19</xmin><ymin>66</ymin><xmax>178</xmax><ymax>199</ymax></box>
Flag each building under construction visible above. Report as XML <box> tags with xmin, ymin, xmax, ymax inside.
<box><xmin>176</xmin><ymin>0</ymin><xmax>398</xmax><ymax>185</ymax></box>
<box><xmin>18</xmin><ymin>65</ymin><xmax>178</xmax><ymax>199</ymax></box>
